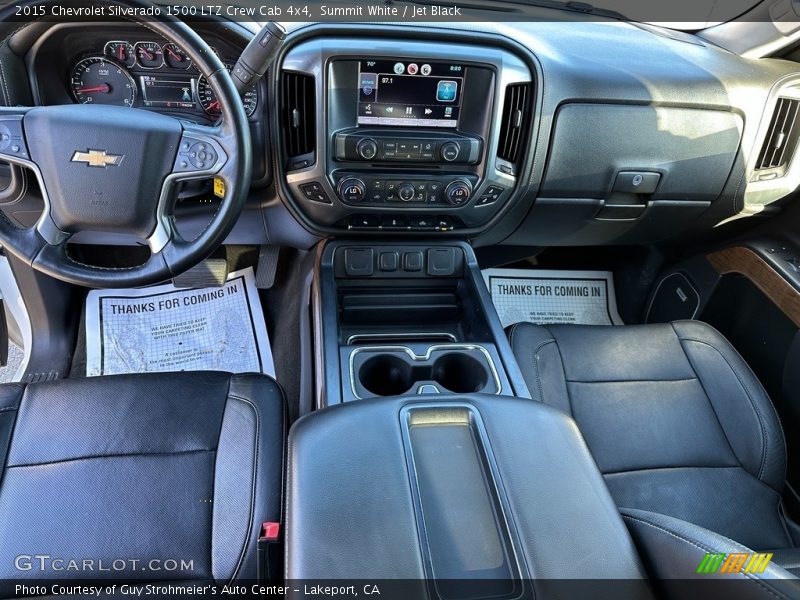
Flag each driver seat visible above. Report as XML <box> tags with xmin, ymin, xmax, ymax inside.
<box><xmin>0</xmin><ymin>372</ymin><xmax>285</xmax><ymax>583</ymax></box>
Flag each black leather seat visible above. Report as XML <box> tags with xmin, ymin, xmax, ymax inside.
<box><xmin>509</xmin><ymin>320</ymin><xmax>800</xmax><ymax>578</ymax></box>
<box><xmin>0</xmin><ymin>372</ymin><xmax>285</xmax><ymax>584</ymax></box>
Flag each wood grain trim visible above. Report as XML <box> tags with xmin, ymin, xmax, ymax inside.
<box><xmin>707</xmin><ymin>246</ymin><xmax>800</xmax><ymax>328</ymax></box>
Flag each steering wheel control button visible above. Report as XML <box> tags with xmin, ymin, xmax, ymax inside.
<box><xmin>613</xmin><ymin>171</ymin><xmax>661</xmax><ymax>194</ymax></box>
<box><xmin>0</xmin><ymin>118</ymin><xmax>29</xmax><ymax>160</ymax></box>
<box><xmin>356</xmin><ymin>138</ymin><xmax>378</xmax><ymax>160</ymax></box>
<box><xmin>445</xmin><ymin>179</ymin><xmax>473</xmax><ymax>206</ymax></box>
<box><xmin>339</xmin><ymin>177</ymin><xmax>367</xmax><ymax>203</ymax></box>
<box><xmin>174</xmin><ymin>136</ymin><xmax>224</xmax><ymax>174</ymax></box>
<box><xmin>344</xmin><ymin>248</ymin><xmax>374</xmax><ymax>276</ymax></box>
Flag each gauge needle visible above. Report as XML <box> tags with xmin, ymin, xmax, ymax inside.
<box><xmin>166</xmin><ymin>47</ymin><xmax>181</xmax><ymax>61</ymax></box>
<box><xmin>209</xmin><ymin>100</ymin><xmax>221</xmax><ymax>111</ymax></box>
<box><xmin>139</xmin><ymin>48</ymin><xmax>153</xmax><ymax>59</ymax></box>
<box><xmin>77</xmin><ymin>84</ymin><xmax>111</xmax><ymax>94</ymax></box>
<box><xmin>118</xmin><ymin>46</ymin><xmax>125</xmax><ymax>61</ymax></box>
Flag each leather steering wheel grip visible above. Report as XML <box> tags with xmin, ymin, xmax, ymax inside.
<box><xmin>0</xmin><ymin>0</ymin><xmax>252</xmax><ymax>288</ymax></box>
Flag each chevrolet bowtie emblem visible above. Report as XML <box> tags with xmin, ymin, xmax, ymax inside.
<box><xmin>71</xmin><ymin>150</ymin><xmax>124</xmax><ymax>168</ymax></box>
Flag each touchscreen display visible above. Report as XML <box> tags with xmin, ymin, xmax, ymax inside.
<box><xmin>357</xmin><ymin>60</ymin><xmax>464</xmax><ymax>128</ymax></box>
<box><xmin>140</xmin><ymin>75</ymin><xmax>196</xmax><ymax>109</ymax></box>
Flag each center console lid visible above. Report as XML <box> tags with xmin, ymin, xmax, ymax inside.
<box><xmin>287</xmin><ymin>394</ymin><xmax>652</xmax><ymax>597</ymax></box>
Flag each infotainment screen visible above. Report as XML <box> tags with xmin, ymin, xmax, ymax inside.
<box><xmin>357</xmin><ymin>60</ymin><xmax>464</xmax><ymax>128</ymax></box>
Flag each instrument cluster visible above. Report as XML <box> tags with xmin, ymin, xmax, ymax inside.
<box><xmin>67</xmin><ymin>39</ymin><xmax>258</xmax><ymax>118</ymax></box>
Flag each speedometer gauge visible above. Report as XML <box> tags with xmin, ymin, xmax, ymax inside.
<box><xmin>70</xmin><ymin>57</ymin><xmax>136</xmax><ymax>106</ymax></box>
<box><xmin>197</xmin><ymin>70</ymin><xmax>257</xmax><ymax>117</ymax></box>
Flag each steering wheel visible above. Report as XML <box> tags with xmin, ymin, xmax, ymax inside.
<box><xmin>0</xmin><ymin>0</ymin><xmax>251</xmax><ymax>287</ymax></box>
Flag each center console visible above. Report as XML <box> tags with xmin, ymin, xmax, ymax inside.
<box><xmin>313</xmin><ymin>240</ymin><xmax>529</xmax><ymax>407</ymax></box>
<box><xmin>278</xmin><ymin>37</ymin><xmax>534</xmax><ymax>235</ymax></box>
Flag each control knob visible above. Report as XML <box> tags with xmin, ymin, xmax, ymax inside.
<box><xmin>338</xmin><ymin>177</ymin><xmax>366</xmax><ymax>203</ymax></box>
<box><xmin>356</xmin><ymin>138</ymin><xmax>378</xmax><ymax>160</ymax></box>
<box><xmin>445</xmin><ymin>179</ymin><xmax>472</xmax><ymax>206</ymax></box>
<box><xmin>397</xmin><ymin>182</ymin><xmax>416</xmax><ymax>202</ymax></box>
<box><xmin>440</xmin><ymin>141</ymin><xmax>460</xmax><ymax>162</ymax></box>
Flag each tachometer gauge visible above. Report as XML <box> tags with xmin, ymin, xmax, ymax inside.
<box><xmin>197</xmin><ymin>69</ymin><xmax>257</xmax><ymax>117</ymax></box>
<box><xmin>104</xmin><ymin>41</ymin><xmax>135</xmax><ymax>68</ymax></box>
<box><xmin>134</xmin><ymin>41</ymin><xmax>163</xmax><ymax>69</ymax></box>
<box><xmin>163</xmin><ymin>43</ymin><xmax>191</xmax><ymax>70</ymax></box>
<box><xmin>70</xmin><ymin>57</ymin><xmax>136</xmax><ymax>106</ymax></box>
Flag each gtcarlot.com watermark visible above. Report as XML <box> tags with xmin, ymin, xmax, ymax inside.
<box><xmin>15</xmin><ymin>554</ymin><xmax>194</xmax><ymax>573</ymax></box>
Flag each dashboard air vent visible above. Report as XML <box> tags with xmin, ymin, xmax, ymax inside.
<box><xmin>496</xmin><ymin>82</ymin><xmax>532</xmax><ymax>176</ymax></box>
<box><xmin>281</xmin><ymin>71</ymin><xmax>316</xmax><ymax>169</ymax></box>
<box><xmin>756</xmin><ymin>97</ymin><xmax>800</xmax><ymax>175</ymax></box>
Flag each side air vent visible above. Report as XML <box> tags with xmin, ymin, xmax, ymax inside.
<box><xmin>496</xmin><ymin>82</ymin><xmax>532</xmax><ymax>176</ymax></box>
<box><xmin>755</xmin><ymin>97</ymin><xmax>800</xmax><ymax>176</ymax></box>
<box><xmin>281</xmin><ymin>71</ymin><xmax>316</xmax><ymax>170</ymax></box>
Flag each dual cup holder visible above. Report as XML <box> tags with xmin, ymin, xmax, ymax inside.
<box><xmin>350</xmin><ymin>344</ymin><xmax>500</xmax><ymax>399</ymax></box>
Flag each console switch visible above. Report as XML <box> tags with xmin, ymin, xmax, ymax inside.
<box><xmin>344</xmin><ymin>249</ymin><xmax>374</xmax><ymax>277</ymax></box>
<box><xmin>403</xmin><ymin>252</ymin><xmax>424</xmax><ymax>272</ymax></box>
<box><xmin>427</xmin><ymin>248</ymin><xmax>456</xmax><ymax>277</ymax></box>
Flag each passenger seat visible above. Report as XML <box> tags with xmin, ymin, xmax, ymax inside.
<box><xmin>509</xmin><ymin>320</ymin><xmax>800</xmax><ymax>578</ymax></box>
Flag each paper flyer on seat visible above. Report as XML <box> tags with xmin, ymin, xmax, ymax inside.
<box><xmin>482</xmin><ymin>268</ymin><xmax>624</xmax><ymax>327</ymax></box>
<box><xmin>85</xmin><ymin>267</ymin><xmax>275</xmax><ymax>377</ymax></box>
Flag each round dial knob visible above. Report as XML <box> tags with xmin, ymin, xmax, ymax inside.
<box><xmin>398</xmin><ymin>182</ymin><xmax>416</xmax><ymax>202</ymax></box>
<box><xmin>338</xmin><ymin>177</ymin><xmax>366</xmax><ymax>203</ymax></box>
<box><xmin>356</xmin><ymin>138</ymin><xmax>378</xmax><ymax>161</ymax></box>
<box><xmin>440</xmin><ymin>142</ymin><xmax>460</xmax><ymax>162</ymax></box>
<box><xmin>445</xmin><ymin>179</ymin><xmax>472</xmax><ymax>206</ymax></box>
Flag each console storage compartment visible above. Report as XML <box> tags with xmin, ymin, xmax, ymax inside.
<box><xmin>286</xmin><ymin>394</ymin><xmax>651</xmax><ymax>593</ymax></box>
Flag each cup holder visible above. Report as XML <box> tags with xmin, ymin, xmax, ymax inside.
<box><xmin>359</xmin><ymin>354</ymin><xmax>415</xmax><ymax>397</ymax></box>
<box><xmin>353</xmin><ymin>346</ymin><xmax>497</xmax><ymax>398</ymax></box>
<box><xmin>431</xmin><ymin>354</ymin><xmax>489</xmax><ymax>393</ymax></box>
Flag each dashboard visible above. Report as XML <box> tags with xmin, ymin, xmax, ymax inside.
<box><xmin>4</xmin><ymin>18</ymin><xmax>800</xmax><ymax>250</ymax></box>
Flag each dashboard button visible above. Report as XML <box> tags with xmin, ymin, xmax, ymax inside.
<box><xmin>441</xmin><ymin>142</ymin><xmax>460</xmax><ymax>162</ymax></box>
<box><xmin>427</xmin><ymin>248</ymin><xmax>457</xmax><ymax>276</ymax></box>
<box><xmin>398</xmin><ymin>183</ymin><xmax>416</xmax><ymax>202</ymax></box>
<box><xmin>349</xmin><ymin>216</ymin><xmax>380</xmax><ymax>230</ymax></box>
<box><xmin>382</xmin><ymin>216</ymin><xmax>409</xmax><ymax>230</ymax></box>
<box><xmin>357</xmin><ymin>138</ymin><xmax>378</xmax><ymax>160</ymax></box>
<box><xmin>338</xmin><ymin>177</ymin><xmax>366</xmax><ymax>203</ymax></box>
<box><xmin>344</xmin><ymin>249</ymin><xmax>374</xmax><ymax>276</ymax></box>
<box><xmin>403</xmin><ymin>252</ymin><xmax>424</xmax><ymax>272</ymax></box>
<box><xmin>445</xmin><ymin>179</ymin><xmax>472</xmax><ymax>206</ymax></box>
<box><xmin>379</xmin><ymin>252</ymin><xmax>399</xmax><ymax>272</ymax></box>
<box><xmin>300</xmin><ymin>182</ymin><xmax>331</xmax><ymax>204</ymax></box>
<box><xmin>410</xmin><ymin>216</ymin><xmax>437</xmax><ymax>231</ymax></box>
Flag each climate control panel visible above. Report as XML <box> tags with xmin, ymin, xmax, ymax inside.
<box><xmin>334</xmin><ymin>174</ymin><xmax>481</xmax><ymax>207</ymax></box>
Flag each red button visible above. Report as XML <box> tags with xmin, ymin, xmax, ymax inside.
<box><xmin>260</xmin><ymin>522</ymin><xmax>280</xmax><ymax>541</ymax></box>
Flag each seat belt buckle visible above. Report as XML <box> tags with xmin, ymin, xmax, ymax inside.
<box><xmin>257</xmin><ymin>522</ymin><xmax>281</xmax><ymax>584</ymax></box>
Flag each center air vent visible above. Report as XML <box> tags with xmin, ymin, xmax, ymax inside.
<box><xmin>496</xmin><ymin>82</ymin><xmax>532</xmax><ymax>176</ymax></box>
<box><xmin>281</xmin><ymin>71</ymin><xmax>316</xmax><ymax>170</ymax></box>
<box><xmin>755</xmin><ymin>97</ymin><xmax>800</xmax><ymax>175</ymax></box>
